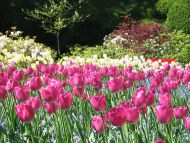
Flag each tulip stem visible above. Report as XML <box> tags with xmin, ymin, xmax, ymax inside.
<box><xmin>101</xmin><ymin>112</ymin><xmax>107</xmax><ymax>143</ymax></box>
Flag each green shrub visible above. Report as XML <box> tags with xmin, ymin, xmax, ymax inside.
<box><xmin>174</xmin><ymin>45</ymin><xmax>190</xmax><ymax>65</ymax></box>
<box><xmin>65</xmin><ymin>44</ymin><xmax>136</xmax><ymax>59</ymax></box>
<box><xmin>156</xmin><ymin>0</ymin><xmax>174</xmax><ymax>15</ymax></box>
<box><xmin>166</xmin><ymin>0</ymin><xmax>190</xmax><ymax>33</ymax></box>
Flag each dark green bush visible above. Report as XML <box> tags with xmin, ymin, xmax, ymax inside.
<box><xmin>166</xmin><ymin>0</ymin><xmax>190</xmax><ymax>33</ymax></box>
<box><xmin>174</xmin><ymin>45</ymin><xmax>190</xmax><ymax>65</ymax></box>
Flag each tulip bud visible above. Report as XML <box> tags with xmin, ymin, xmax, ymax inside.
<box><xmin>125</xmin><ymin>106</ymin><xmax>139</xmax><ymax>123</ymax></box>
<box><xmin>41</xmin><ymin>86</ymin><xmax>60</xmax><ymax>102</ymax></box>
<box><xmin>155</xmin><ymin>138</ymin><xmax>165</xmax><ymax>143</ymax></box>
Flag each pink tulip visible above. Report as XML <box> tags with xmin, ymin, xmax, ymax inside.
<box><xmin>164</xmin><ymin>64</ymin><xmax>170</xmax><ymax>71</ymax></box>
<box><xmin>182</xmin><ymin>73</ymin><xmax>190</xmax><ymax>83</ymax></box>
<box><xmin>132</xmin><ymin>90</ymin><xmax>147</xmax><ymax>107</ymax></box>
<box><xmin>147</xmin><ymin>92</ymin><xmax>155</xmax><ymax>106</ymax></box>
<box><xmin>59</xmin><ymin>92</ymin><xmax>73</xmax><ymax>110</ymax></box>
<box><xmin>6</xmin><ymin>78</ymin><xmax>19</xmax><ymax>92</ymax></box>
<box><xmin>156</xmin><ymin>104</ymin><xmax>173</xmax><ymax>124</ymax></box>
<box><xmin>0</xmin><ymin>85</ymin><xmax>7</xmax><ymax>101</ymax></box>
<box><xmin>13</xmin><ymin>70</ymin><xmax>25</xmax><ymax>81</ymax></box>
<box><xmin>15</xmin><ymin>103</ymin><xmax>35</xmax><ymax>123</ymax></box>
<box><xmin>0</xmin><ymin>72</ymin><xmax>8</xmax><ymax>86</ymax></box>
<box><xmin>69</xmin><ymin>73</ymin><xmax>84</xmax><ymax>87</ymax></box>
<box><xmin>27</xmin><ymin>96</ymin><xmax>41</xmax><ymax>110</ymax></box>
<box><xmin>106</xmin><ymin>77</ymin><xmax>123</xmax><ymax>93</ymax></box>
<box><xmin>158</xmin><ymin>93</ymin><xmax>171</xmax><ymax>105</ymax></box>
<box><xmin>25</xmin><ymin>67</ymin><xmax>33</xmax><ymax>76</ymax></box>
<box><xmin>125</xmin><ymin>106</ymin><xmax>139</xmax><ymax>123</ymax></box>
<box><xmin>159</xmin><ymin>85</ymin><xmax>170</xmax><ymax>93</ymax></box>
<box><xmin>81</xmin><ymin>93</ymin><xmax>88</xmax><ymax>102</ymax></box>
<box><xmin>174</xmin><ymin>106</ymin><xmax>188</xmax><ymax>119</ymax></box>
<box><xmin>14</xmin><ymin>86</ymin><xmax>30</xmax><ymax>102</ymax></box>
<box><xmin>6</xmin><ymin>66</ymin><xmax>15</xmax><ymax>77</ymax></box>
<box><xmin>184</xmin><ymin>116</ymin><xmax>190</xmax><ymax>131</ymax></box>
<box><xmin>27</xmin><ymin>77</ymin><xmax>42</xmax><ymax>91</ymax></box>
<box><xmin>139</xmin><ymin>106</ymin><xmax>148</xmax><ymax>115</ymax></box>
<box><xmin>41</xmin><ymin>86</ymin><xmax>60</xmax><ymax>102</ymax></box>
<box><xmin>107</xmin><ymin>107</ymin><xmax>126</xmax><ymax>126</ymax></box>
<box><xmin>44</xmin><ymin>102</ymin><xmax>59</xmax><ymax>114</ymax></box>
<box><xmin>73</xmin><ymin>86</ymin><xmax>84</xmax><ymax>97</ymax></box>
<box><xmin>91</xmin><ymin>115</ymin><xmax>108</xmax><ymax>133</ymax></box>
<box><xmin>155</xmin><ymin>138</ymin><xmax>165</xmax><ymax>143</ymax></box>
<box><xmin>90</xmin><ymin>94</ymin><xmax>106</xmax><ymax>111</ymax></box>
<box><xmin>150</xmin><ymin>77</ymin><xmax>160</xmax><ymax>87</ymax></box>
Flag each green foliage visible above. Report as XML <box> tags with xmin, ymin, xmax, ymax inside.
<box><xmin>65</xmin><ymin>44</ymin><xmax>136</xmax><ymax>59</ymax></box>
<box><xmin>166</xmin><ymin>0</ymin><xmax>190</xmax><ymax>33</ymax></box>
<box><xmin>174</xmin><ymin>45</ymin><xmax>190</xmax><ymax>65</ymax></box>
<box><xmin>156</xmin><ymin>0</ymin><xmax>174</xmax><ymax>15</ymax></box>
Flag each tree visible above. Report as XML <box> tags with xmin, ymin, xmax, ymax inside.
<box><xmin>25</xmin><ymin>0</ymin><xmax>89</xmax><ymax>56</ymax></box>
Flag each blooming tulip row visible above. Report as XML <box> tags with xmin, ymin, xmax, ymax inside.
<box><xmin>59</xmin><ymin>55</ymin><xmax>184</xmax><ymax>72</ymax></box>
<box><xmin>0</xmin><ymin>63</ymin><xmax>190</xmax><ymax>143</ymax></box>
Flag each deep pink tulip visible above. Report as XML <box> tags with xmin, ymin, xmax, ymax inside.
<box><xmin>14</xmin><ymin>86</ymin><xmax>30</xmax><ymax>102</ymax></box>
<box><xmin>182</xmin><ymin>74</ymin><xmax>190</xmax><ymax>83</ymax></box>
<box><xmin>27</xmin><ymin>96</ymin><xmax>41</xmax><ymax>110</ymax></box>
<box><xmin>59</xmin><ymin>92</ymin><xmax>73</xmax><ymax>110</ymax></box>
<box><xmin>69</xmin><ymin>73</ymin><xmax>84</xmax><ymax>87</ymax></box>
<box><xmin>147</xmin><ymin>92</ymin><xmax>155</xmax><ymax>106</ymax></box>
<box><xmin>90</xmin><ymin>94</ymin><xmax>106</xmax><ymax>111</ymax></box>
<box><xmin>155</xmin><ymin>138</ymin><xmax>165</xmax><ymax>143</ymax></box>
<box><xmin>107</xmin><ymin>107</ymin><xmax>126</xmax><ymax>126</ymax></box>
<box><xmin>164</xmin><ymin>64</ymin><xmax>170</xmax><ymax>71</ymax></box>
<box><xmin>41</xmin><ymin>86</ymin><xmax>60</xmax><ymax>102</ymax></box>
<box><xmin>125</xmin><ymin>106</ymin><xmax>139</xmax><ymax>123</ymax></box>
<box><xmin>106</xmin><ymin>78</ymin><xmax>123</xmax><ymax>93</ymax></box>
<box><xmin>139</xmin><ymin>106</ymin><xmax>148</xmax><ymax>115</ymax></box>
<box><xmin>132</xmin><ymin>90</ymin><xmax>147</xmax><ymax>107</ymax></box>
<box><xmin>150</xmin><ymin>77</ymin><xmax>160</xmax><ymax>87</ymax></box>
<box><xmin>6</xmin><ymin>66</ymin><xmax>15</xmax><ymax>77</ymax></box>
<box><xmin>44</xmin><ymin>102</ymin><xmax>59</xmax><ymax>114</ymax></box>
<box><xmin>0</xmin><ymin>72</ymin><xmax>8</xmax><ymax>86</ymax></box>
<box><xmin>13</xmin><ymin>70</ymin><xmax>25</xmax><ymax>81</ymax></box>
<box><xmin>169</xmin><ymin>80</ymin><xmax>178</xmax><ymax>90</ymax></box>
<box><xmin>184</xmin><ymin>116</ymin><xmax>190</xmax><ymax>131</ymax></box>
<box><xmin>27</xmin><ymin>77</ymin><xmax>42</xmax><ymax>91</ymax></box>
<box><xmin>156</xmin><ymin>104</ymin><xmax>173</xmax><ymax>124</ymax></box>
<box><xmin>25</xmin><ymin>67</ymin><xmax>33</xmax><ymax>76</ymax></box>
<box><xmin>82</xmin><ymin>93</ymin><xmax>88</xmax><ymax>102</ymax></box>
<box><xmin>73</xmin><ymin>86</ymin><xmax>84</xmax><ymax>97</ymax></box>
<box><xmin>168</xmin><ymin>68</ymin><xmax>177</xmax><ymax>79</ymax></box>
<box><xmin>118</xmin><ymin>101</ymin><xmax>131</xmax><ymax>109</ymax></box>
<box><xmin>158</xmin><ymin>93</ymin><xmax>171</xmax><ymax>105</ymax></box>
<box><xmin>159</xmin><ymin>85</ymin><xmax>170</xmax><ymax>93</ymax></box>
<box><xmin>174</xmin><ymin>106</ymin><xmax>188</xmax><ymax>119</ymax></box>
<box><xmin>15</xmin><ymin>104</ymin><xmax>35</xmax><ymax>123</ymax></box>
<box><xmin>91</xmin><ymin>115</ymin><xmax>108</xmax><ymax>133</ymax></box>
<box><xmin>0</xmin><ymin>85</ymin><xmax>7</xmax><ymax>101</ymax></box>
<box><xmin>6</xmin><ymin>78</ymin><xmax>19</xmax><ymax>92</ymax></box>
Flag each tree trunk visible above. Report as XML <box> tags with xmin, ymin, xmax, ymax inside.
<box><xmin>56</xmin><ymin>31</ymin><xmax>60</xmax><ymax>57</ymax></box>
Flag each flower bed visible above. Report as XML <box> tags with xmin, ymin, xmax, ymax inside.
<box><xmin>0</xmin><ymin>63</ymin><xmax>190</xmax><ymax>142</ymax></box>
<box><xmin>0</xmin><ymin>30</ymin><xmax>56</xmax><ymax>68</ymax></box>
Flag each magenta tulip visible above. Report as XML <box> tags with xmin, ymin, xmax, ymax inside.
<box><xmin>156</xmin><ymin>104</ymin><xmax>173</xmax><ymax>124</ymax></box>
<box><xmin>27</xmin><ymin>97</ymin><xmax>41</xmax><ymax>110</ymax></box>
<box><xmin>15</xmin><ymin>103</ymin><xmax>35</xmax><ymax>123</ymax></box>
<box><xmin>59</xmin><ymin>92</ymin><xmax>73</xmax><ymax>110</ymax></box>
<box><xmin>158</xmin><ymin>93</ymin><xmax>171</xmax><ymax>105</ymax></box>
<box><xmin>41</xmin><ymin>85</ymin><xmax>60</xmax><ymax>102</ymax></box>
<box><xmin>184</xmin><ymin>116</ymin><xmax>190</xmax><ymax>131</ymax></box>
<box><xmin>27</xmin><ymin>77</ymin><xmax>42</xmax><ymax>91</ymax></box>
<box><xmin>125</xmin><ymin>106</ymin><xmax>139</xmax><ymax>123</ymax></box>
<box><xmin>106</xmin><ymin>78</ymin><xmax>123</xmax><ymax>93</ymax></box>
<box><xmin>14</xmin><ymin>86</ymin><xmax>30</xmax><ymax>102</ymax></box>
<box><xmin>155</xmin><ymin>138</ymin><xmax>165</xmax><ymax>143</ymax></box>
<box><xmin>0</xmin><ymin>85</ymin><xmax>7</xmax><ymax>101</ymax></box>
<box><xmin>44</xmin><ymin>102</ymin><xmax>59</xmax><ymax>114</ymax></box>
<box><xmin>132</xmin><ymin>90</ymin><xmax>147</xmax><ymax>107</ymax></box>
<box><xmin>90</xmin><ymin>94</ymin><xmax>106</xmax><ymax>111</ymax></box>
<box><xmin>107</xmin><ymin>107</ymin><xmax>126</xmax><ymax>126</ymax></box>
<box><xmin>174</xmin><ymin>106</ymin><xmax>188</xmax><ymax>119</ymax></box>
<box><xmin>91</xmin><ymin>115</ymin><xmax>108</xmax><ymax>133</ymax></box>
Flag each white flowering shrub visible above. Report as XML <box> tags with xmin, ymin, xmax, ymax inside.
<box><xmin>0</xmin><ymin>31</ymin><xmax>56</xmax><ymax>67</ymax></box>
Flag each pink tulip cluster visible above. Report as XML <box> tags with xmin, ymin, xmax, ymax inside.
<box><xmin>0</xmin><ymin>63</ymin><xmax>190</xmax><ymax>142</ymax></box>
